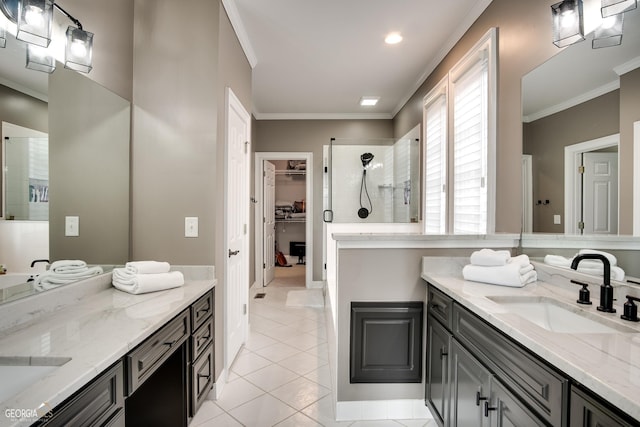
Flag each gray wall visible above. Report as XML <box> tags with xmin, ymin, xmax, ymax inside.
<box><xmin>61</xmin><ymin>0</ymin><xmax>134</xmax><ymax>101</ymax></box>
<box><xmin>0</xmin><ymin>85</ymin><xmax>48</xmax><ymax>217</ymax></box>
<box><xmin>393</xmin><ymin>0</ymin><xmax>561</xmax><ymax>234</ymax></box>
<box><xmin>255</xmin><ymin>120</ymin><xmax>394</xmax><ymax>282</ymax></box>
<box><xmin>131</xmin><ymin>0</ymin><xmax>252</xmax><ymax>380</ymax></box>
<box><xmin>523</xmin><ymin>91</ymin><xmax>620</xmax><ymax>233</ymax></box>
<box><xmin>49</xmin><ymin>67</ymin><xmax>130</xmax><ymax>264</ymax></box>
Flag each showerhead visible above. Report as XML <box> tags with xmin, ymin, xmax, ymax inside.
<box><xmin>361</xmin><ymin>152</ymin><xmax>374</xmax><ymax>168</ymax></box>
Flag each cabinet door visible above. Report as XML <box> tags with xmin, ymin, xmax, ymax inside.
<box><xmin>450</xmin><ymin>340</ymin><xmax>491</xmax><ymax>427</ymax></box>
<box><xmin>570</xmin><ymin>387</ymin><xmax>633</xmax><ymax>427</ymax></box>
<box><xmin>426</xmin><ymin>316</ymin><xmax>451</xmax><ymax>426</ymax></box>
<box><xmin>486</xmin><ymin>379</ymin><xmax>546</xmax><ymax>427</ymax></box>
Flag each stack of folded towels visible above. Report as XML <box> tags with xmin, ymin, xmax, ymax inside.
<box><xmin>544</xmin><ymin>249</ymin><xmax>625</xmax><ymax>281</ymax></box>
<box><xmin>34</xmin><ymin>260</ymin><xmax>104</xmax><ymax>291</ymax></box>
<box><xmin>112</xmin><ymin>261</ymin><xmax>184</xmax><ymax>295</ymax></box>
<box><xmin>462</xmin><ymin>249</ymin><xmax>537</xmax><ymax>287</ymax></box>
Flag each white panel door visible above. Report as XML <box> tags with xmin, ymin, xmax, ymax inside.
<box><xmin>263</xmin><ymin>161</ymin><xmax>276</xmax><ymax>286</ymax></box>
<box><xmin>225</xmin><ymin>88</ymin><xmax>250</xmax><ymax>369</ymax></box>
<box><xmin>582</xmin><ymin>152</ymin><xmax>618</xmax><ymax>234</ymax></box>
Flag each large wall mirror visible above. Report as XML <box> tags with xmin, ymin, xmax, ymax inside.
<box><xmin>0</xmin><ymin>30</ymin><xmax>130</xmax><ymax>304</ymax></box>
<box><xmin>522</xmin><ymin>7</ymin><xmax>639</xmax><ymax>235</ymax></box>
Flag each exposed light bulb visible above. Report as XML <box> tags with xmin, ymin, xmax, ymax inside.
<box><xmin>385</xmin><ymin>32</ymin><xmax>402</xmax><ymax>44</ymax></box>
<box><xmin>70</xmin><ymin>39</ymin><xmax>87</xmax><ymax>57</ymax></box>
<box><xmin>600</xmin><ymin>15</ymin><xmax>617</xmax><ymax>29</ymax></box>
<box><xmin>24</xmin><ymin>5</ymin><xmax>44</xmax><ymax>27</ymax></box>
<box><xmin>561</xmin><ymin>12</ymin><xmax>577</xmax><ymax>29</ymax></box>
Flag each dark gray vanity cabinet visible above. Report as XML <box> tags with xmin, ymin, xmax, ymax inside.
<box><xmin>37</xmin><ymin>361</ymin><xmax>124</xmax><ymax>427</ymax></box>
<box><xmin>426</xmin><ymin>283</ymin><xmax>565</xmax><ymax>427</ymax></box>
<box><xmin>570</xmin><ymin>386</ymin><xmax>636</xmax><ymax>427</ymax></box>
<box><xmin>426</xmin><ymin>315</ymin><xmax>451</xmax><ymax>425</ymax></box>
<box><xmin>189</xmin><ymin>290</ymin><xmax>215</xmax><ymax>416</ymax></box>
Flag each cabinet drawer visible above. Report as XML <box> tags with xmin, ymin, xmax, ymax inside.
<box><xmin>126</xmin><ymin>309</ymin><xmax>189</xmax><ymax>395</ymax></box>
<box><xmin>41</xmin><ymin>361</ymin><xmax>124</xmax><ymax>427</ymax></box>
<box><xmin>191</xmin><ymin>291</ymin><xmax>214</xmax><ymax>333</ymax></box>
<box><xmin>190</xmin><ymin>344</ymin><xmax>214</xmax><ymax>416</ymax></box>
<box><xmin>191</xmin><ymin>316</ymin><xmax>214</xmax><ymax>361</ymax></box>
<box><xmin>453</xmin><ymin>304</ymin><xmax>568</xmax><ymax>427</ymax></box>
<box><xmin>427</xmin><ymin>284</ymin><xmax>453</xmax><ymax>330</ymax></box>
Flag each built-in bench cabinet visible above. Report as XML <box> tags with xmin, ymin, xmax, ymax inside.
<box><xmin>425</xmin><ymin>283</ymin><xmax>638</xmax><ymax>427</ymax></box>
<box><xmin>33</xmin><ymin>288</ymin><xmax>214</xmax><ymax>427</ymax></box>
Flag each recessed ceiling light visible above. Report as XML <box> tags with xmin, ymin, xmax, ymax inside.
<box><xmin>359</xmin><ymin>96</ymin><xmax>379</xmax><ymax>106</ymax></box>
<box><xmin>385</xmin><ymin>32</ymin><xmax>403</xmax><ymax>45</ymax></box>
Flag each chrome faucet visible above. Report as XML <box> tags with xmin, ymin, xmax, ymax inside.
<box><xmin>570</xmin><ymin>254</ymin><xmax>615</xmax><ymax>313</ymax></box>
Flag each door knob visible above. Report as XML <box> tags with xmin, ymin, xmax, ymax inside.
<box><xmin>228</xmin><ymin>249</ymin><xmax>240</xmax><ymax>258</ymax></box>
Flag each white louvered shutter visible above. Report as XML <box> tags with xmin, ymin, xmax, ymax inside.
<box><xmin>452</xmin><ymin>54</ymin><xmax>488</xmax><ymax>234</ymax></box>
<box><xmin>424</xmin><ymin>92</ymin><xmax>447</xmax><ymax>234</ymax></box>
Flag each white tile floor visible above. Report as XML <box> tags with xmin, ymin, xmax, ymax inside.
<box><xmin>190</xmin><ymin>285</ymin><xmax>436</xmax><ymax>427</ymax></box>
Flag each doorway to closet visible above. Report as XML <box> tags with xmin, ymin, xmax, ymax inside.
<box><xmin>255</xmin><ymin>152</ymin><xmax>313</xmax><ymax>288</ymax></box>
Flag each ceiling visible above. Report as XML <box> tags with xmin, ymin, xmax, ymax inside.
<box><xmin>224</xmin><ymin>0</ymin><xmax>493</xmax><ymax>119</ymax></box>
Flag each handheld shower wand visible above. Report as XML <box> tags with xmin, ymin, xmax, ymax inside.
<box><xmin>358</xmin><ymin>153</ymin><xmax>374</xmax><ymax>218</ymax></box>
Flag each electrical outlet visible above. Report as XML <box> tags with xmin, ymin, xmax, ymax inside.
<box><xmin>185</xmin><ymin>217</ymin><xmax>198</xmax><ymax>237</ymax></box>
<box><xmin>65</xmin><ymin>216</ymin><xmax>79</xmax><ymax>236</ymax></box>
<box><xmin>554</xmin><ymin>214</ymin><xmax>561</xmax><ymax>225</ymax></box>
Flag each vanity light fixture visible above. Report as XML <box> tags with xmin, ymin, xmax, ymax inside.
<box><xmin>601</xmin><ymin>0</ymin><xmax>637</xmax><ymax>17</ymax></box>
<box><xmin>0</xmin><ymin>0</ymin><xmax>93</xmax><ymax>73</ymax></box>
<box><xmin>592</xmin><ymin>13</ymin><xmax>624</xmax><ymax>48</ymax></box>
<box><xmin>16</xmin><ymin>0</ymin><xmax>53</xmax><ymax>47</ymax></box>
<box><xmin>551</xmin><ymin>0</ymin><xmax>585</xmax><ymax>47</ymax></box>
<box><xmin>359</xmin><ymin>96</ymin><xmax>379</xmax><ymax>107</ymax></box>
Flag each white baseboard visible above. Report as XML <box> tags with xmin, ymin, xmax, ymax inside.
<box><xmin>308</xmin><ymin>280</ymin><xmax>324</xmax><ymax>289</ymax></box>
<box><xmin>336</xmin><ymin>399</ymin><xmax>433</xmax><ymax>421</ymax></box>
<box><xmin>210</xmin><ymin>369</ymin><xmax>228</xmax><ymax>400</ymax></box>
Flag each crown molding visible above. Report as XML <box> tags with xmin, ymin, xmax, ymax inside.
<box><xmin>522</xmin><ymin>80</ymin><xmax>619</xmax><ymax>123</ymax></box>
<box><xmin>253</xmin><ymin>112</ymin><xmax>394</xmax><ymax>121</ymax></box>
<box><xmin>221</xmin><ymin>0</ymin><xmax>257</xmax><ymax>68</ymax></box>
<box><xmin>614</xmin><ymin>55</ymin><xmax>640</xmax><ymax>76</ymax></box>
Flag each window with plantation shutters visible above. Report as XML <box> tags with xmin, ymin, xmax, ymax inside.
<box><xmin>423</xmin><ymin>84</ymin><xmax>447</xmax><ymax>234</ymax></box>
<box><xmin>422</xmin><ymin>28</ymin><xmax>496</xmax><ymax>235</ymax></box>
<box><xmin>452</xmin><ymin>53</ymin><xmax>488</xmax><ymax>234</ymax></box>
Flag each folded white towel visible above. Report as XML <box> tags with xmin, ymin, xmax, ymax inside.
<box><xmin>125</xmin><ymin>261</ymin><xmax>171</xmax><ymax>275</ymax></box>
<box><xmin>34</xmin><ymin>265</ymin><xmax>104</xmax><ymax>291</ymax></box>
<box><xmin>470</xmin><ymin>249</ymin><xmax>511</xmax><ymax>266</ymax></box>
<box><xmin>508</xmin><ymin>254</ymin><xmax>531</xmax><ymax>268</ymax></box>
<box><xmin>50</xmin><ymin>260</ymin><xmax>88</xmax><ymax>274</ymax></box>
<box><xmin>462</xmin><ymin>263</ymin><xmax>537</xmax><ymax>288</ymax></box>
<box><xmin>112</xmin><ymin>268</ymin><xmax>184</xmax><ymax>295</ymax></box>
<box><xmin>577</xmin><ymin>249</ymin><xmax>617</xmax><ymax>266</ymax></box>
<box><xmin>543</xmin><ymin>255</ymin><xmax>625</xmax><ymax>281</ymax></box>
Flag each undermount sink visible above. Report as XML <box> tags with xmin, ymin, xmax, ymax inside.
<box><xmin>0</xmin><ymin>356</ymin><xmax>71</xmax><ymax>403</ymax></box>
<box><xmin>486</xmin><ymin>296</ymin><xmax>636</xmax><ymax>334</ymax></box>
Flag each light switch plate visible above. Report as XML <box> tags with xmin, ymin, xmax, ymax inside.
<box><xmin>554</xmin><ymin>214</ymin><xmax>561</xmax><ymax>225</ymax></box>
<box><xmin>185</xmin><ymin>217</ymin><xmax>198</xmax><ymax>238</ymax></box>
<box><xmin>65</xmin><ymin>216</ymin><xmax>79</xmax><ymax>236</ymax></box>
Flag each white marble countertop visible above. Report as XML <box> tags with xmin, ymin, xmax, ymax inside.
<box><xmin>0</xmin><ymin>271</ymin><xmax>215</xmax><ymax>427</ymax></box>
<box><xmin>421</xmin><ymin>257</ymin><xmax>640</xmax><ymax>422</ymax></box>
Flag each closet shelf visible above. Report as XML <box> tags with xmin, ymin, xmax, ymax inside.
<box><xmin>275</xmin><ymin>219</ymin><xmax>306</xmax><ymax>223</ymax></box>
<box><xmin>275</xmin><ymin>169</ymin><xmax>306</xmax><ymax>176</ymax></box>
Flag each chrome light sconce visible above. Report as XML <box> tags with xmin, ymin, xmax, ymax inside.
<box><xmin>552</xmin><ymin>0</ymin><xmax>635</xmax><ymax>49</ymax></box>
<box><xmin>601</xmin><ymin>0</ymin><xmax>637</xmax><ymax>17</ymax></box>
<box><xmin>592</xmin><ymin>13</ymin><xmax>624</xmax><ymax>48</ymax></box>
<box><xmin>17</xmin><ymin>0</ymin><xmax>54</xmax><ymax>47</ymax></box>
<box><xmin>0</xmin><ymin>0</ymin><xmax>93</xmax><ymax>73</ymax></box>
<box><xmin>551</xmin><ymin>0</ymin><xmax>585</xmax><ymax>47</ymax></box>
